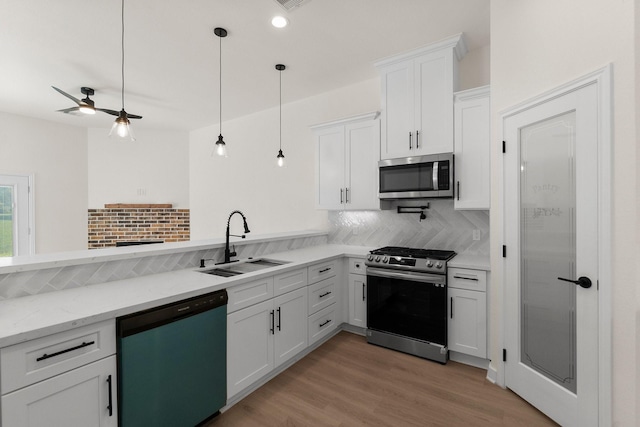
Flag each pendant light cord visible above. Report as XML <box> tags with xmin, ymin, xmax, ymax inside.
<box><xmin>121</xmin><ymin>0</ymin><xmax>125</xmax><ymax>110</ymax></box>
<box><xmin>279</xmin><ymin>69</ymin><xmax>282</xmax><ymax>150</ymax></box>
<box><xmin>219</xmin><ymin>33</ymin><xmax>222</xmax><ymax>135</ymax></box>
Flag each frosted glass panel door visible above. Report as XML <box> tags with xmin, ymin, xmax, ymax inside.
<box><xmin>520</xmin><ymin>112</ymin><xmax>576</xmax><ymax>393</ymax></box>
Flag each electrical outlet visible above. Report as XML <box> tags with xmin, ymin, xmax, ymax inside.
<box><xmin>473</xmin><ymin>229</ymin><xmax>481</xmax><ymax>241</ymax></box>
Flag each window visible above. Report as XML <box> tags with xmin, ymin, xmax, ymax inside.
<box><xmin>0</xmin><ymin>174</ymin><xmax>33</xmax><ymax>257</ymax></box>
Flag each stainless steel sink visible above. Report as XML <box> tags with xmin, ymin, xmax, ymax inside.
<box><xmin>199</xmin><ymin>258</ymin><xmax>289</xmax><ymax>277</ymax></box>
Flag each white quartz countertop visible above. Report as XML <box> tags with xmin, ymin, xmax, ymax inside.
<box><xmin>448</xmin><ymin>253</ymin><xmax>491</xmax><ymax>271</ymax></box>
<box><xmin>0</xmin><ymin>244</ymin><xmax>372</xmax><ymax>348</ymax></box>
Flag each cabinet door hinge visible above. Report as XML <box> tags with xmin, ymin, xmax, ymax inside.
<box><xmin>503</xmin><ymin>349</ymin><xmax>507</xmax><ymax>362</ymax></box>
<box><xmin>502</xmin><ymin>140</ymin><xmax>506</xmax><ymax>154</ymax></box>
<box><xmin>502</xmin><ymin>245</ymin><xmax>506</xmax><ymax>258</ymax></box>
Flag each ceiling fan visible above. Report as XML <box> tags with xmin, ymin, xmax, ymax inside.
<box><xmin>52</xmin><ymin>86</ymin><xmax>142</xmax><ymax>120</ymax></box>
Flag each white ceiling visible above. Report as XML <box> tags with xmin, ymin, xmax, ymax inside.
<box><xmin>0</xmin><ymin>0</ymin><xmax>490</xmax><ymax>132</ymax></box>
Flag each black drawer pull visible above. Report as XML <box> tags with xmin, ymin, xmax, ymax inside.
<box><xmin>319</xmin><ymin>267</ymin><xmax>331</xmax><ymax>273</ymax></box>
<box><xmin>453</xmin><ymin>275</ymin><xmax>479</xmax><ymax>281</ymax></box>
<box><xmin>319</xmin><ymin>291</ymin><xmax>332</xmax><ymax>298</ymax></box>
<box><xmin>36</xmin><ymin>340</ymin><xmax>95</xmax><ymax>362</ymax></box>
<box><xmin>319</xmin><ymin>320</ymin><xmax>331</xmax><ymax>328</ymax></box>
<box><xmin>107</xmin><ymin>375</ymin><xmax>113</xmax><ymax>416</ymax></box>
<box><xmin>362</xmin><ymin>283</ymin><xmax>365</xmax><ymax>301</ymax></box>
<box><xmin>270</xmin><ymin>310</ymin><xmax>275</xmax><ymax>335</ymax></box>
<box><xmin>277</xmin><ymin>307</ymin><xmax>282</xmax><ymax>331</ymax></box>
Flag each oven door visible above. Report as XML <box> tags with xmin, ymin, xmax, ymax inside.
<box><xmin>366</xmin><ymin>267</ymin><xmax>447</xmax><ymax>346</ymax></box>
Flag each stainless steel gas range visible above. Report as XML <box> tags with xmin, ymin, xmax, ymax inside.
<box><xmin>365</xmin><ymin>246</ymin><xmax>457</xmax><ymax>364</ymax></box>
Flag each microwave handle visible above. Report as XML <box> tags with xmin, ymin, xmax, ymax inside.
<box><xmin>432</xmin><ymin>161</ymin><xmax>439</xmax><ymax>190</ymax></box>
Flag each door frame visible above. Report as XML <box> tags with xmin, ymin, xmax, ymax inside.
<box><xmin>0</xmin><ymin>173</ymin><xmax>35</xmax><ymax>256</ymax></box>
<box><xmin>498</xmin><ymin>65</ymin><xmax>612</xmax><ymax>425</ymax></box>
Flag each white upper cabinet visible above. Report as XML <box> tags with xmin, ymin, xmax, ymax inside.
<box><xmin>375</xmin><ymin>34</ymin><xmax>466</xmax><ymax>160</ymax></box>
<box><xmin>454</xmin><ymin>86</ymin><xmax>491</xmax><ymax>210</ymax></box>
<box><xmin>312</xmin><ymin>112</ymin><xmax>380</xmax><ymax>211</ymax></box>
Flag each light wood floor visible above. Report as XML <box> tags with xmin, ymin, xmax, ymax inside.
<box><xmin>207</xmin><ymin>332</ymin><xmax>557</xmax><ymax>426</ymax></box>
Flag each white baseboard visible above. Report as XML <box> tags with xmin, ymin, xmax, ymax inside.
<box><xmin>486</xmin><ymin>364</ymin><xmax>498</xmax><ymax>385</ymax></box>
<box><xmin>449</xmin><ymin>351</ymin><xmax>490</xmax><ymax>370</ymax></box>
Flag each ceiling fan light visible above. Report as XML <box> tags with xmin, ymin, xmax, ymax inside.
<box><xmin>78</xmin><ymin>104</ymin><xmax>96</xmax><ymax>115</ymax></box>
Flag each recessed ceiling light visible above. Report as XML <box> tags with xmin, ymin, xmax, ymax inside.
<box><xmin>271</xmin><ymin>16</ymin><xmax>289</xmax><ymax>28</ymax></box>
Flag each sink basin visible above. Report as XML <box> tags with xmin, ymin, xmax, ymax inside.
<box><xmin>199</xmin><ymin>258</ymin><xmax>289</xmax><ymax>277</ymax></box>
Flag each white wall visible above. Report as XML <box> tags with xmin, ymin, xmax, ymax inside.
<box><xmin>490</xmin><ymin>1</ymin><xmax>637</xmax><ymax>425</ymax></box>
<box><xmin>0</xmin><ymin>112</ymin><xmax>87</xmax><ymax>253</ymax></box>
<box><xmin>189</xmin><ymin>79</ymin><xmax>381</xmax><ymax>240</ymax></box>
<box><xmin>87</xmin><ymin>128</ymin><xmax>190</xmax><ymax>208</ymax></box>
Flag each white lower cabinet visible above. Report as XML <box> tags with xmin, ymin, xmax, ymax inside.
<box><xmin>227</xmin><ymin>287</ymin><xmax>308</xmax><ymax>399</ymax></box>
<box><xmin>347</xmin><ymin>257</ymin><xmax>367</xmax><ymax>328</ymax></box>
<box><xmin>2</xmin><ymin>356</ymin><xmax>117</xmax><ymax>427</ymax></box>
<box><xmin>0</xmin><ymin>320</ymin><xmax>117</xmax><ymax>427</ymax></box>
<box><xmin>448</xmin><ymin>268</ymin><xmax>488</xmax><ymax>359</ymax></box>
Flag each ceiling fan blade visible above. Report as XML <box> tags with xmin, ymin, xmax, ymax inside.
<box><xmin>95</xmin><ymin>108</ymin><xmax>120</xmax><ymax>117</ymax></box>
<box><xmin>51</xmin><ymin>86</ymin><xmax>82</xmax><ymax>106</ymax></box>
<box><xmin>126</xmin><ymin>113</ymin><xmax>143</xmax><ymax>119</ymax></box>
<box><xmin>56</xmin><ymin>107</ymin><xmax>80</xmax><ymax>114</ymax></box>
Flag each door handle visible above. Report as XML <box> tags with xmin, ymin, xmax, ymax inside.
<box><xmin>558</xmin><ymin>276</ymin><xmax>592</xmax><ymax>289</ymax></box>
<box><xmin>270</xmin><ymin>310</ymin><xmax>275</xmax><ymax>334</ymax></box>
<box><xmin>277</xmin><ymin>307</ymin><xmax>281</xmax><ymax>331</ymax></box>
<box><xmin>107</xmin><ymin>375</ymin><xmax>113</xmax><ymax>417</ymax></box>
<box><xmin>450</xmin><ymin>297</ymin><xmax>454</xmax><ymax>319</ymax></box>
<box><xmin>362</xmin><ymin>283</ymin><xmax>365</xmax><ymax>301</ymax></box>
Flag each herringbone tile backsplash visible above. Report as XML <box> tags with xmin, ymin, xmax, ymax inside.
<box><xmin>327</xmin><ymin>199</ymin><xmax>489</xmax><ymax>255</ymax></box>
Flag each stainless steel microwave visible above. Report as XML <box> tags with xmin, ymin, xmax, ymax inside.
<box><xmin>378</xmin><ymin>153</ymin><xmax>454</xmax><ymax>199</ymax></box>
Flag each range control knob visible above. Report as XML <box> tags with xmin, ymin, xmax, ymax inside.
<box><xmin>367</xmin><ymin>255</ymin><xmax>374</xmax><ymax>261</ymax></box>
<box><xmin>435</xmin><ymin>262</ymin><xmax>443</xmax><ymax>269</ymax></box>
<box><xmin>382</xmin><ymin>256</ymin><xmax>388</xmax><ymax>263</ymax></box>
<box><xmin>426</xmin><ymin>261</ymin><xmax>434</xmax><ymax>268</ymax></box>
<box><xmin>375</xmin><ymin>256</ymin><xmax>381</xmax><ymax>262</ymax></box>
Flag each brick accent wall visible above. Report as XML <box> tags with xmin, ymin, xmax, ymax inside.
<box><xmin>88</xmin><ymin>207</ymin><xmax>190</xmax><ymax>249</ymax></box>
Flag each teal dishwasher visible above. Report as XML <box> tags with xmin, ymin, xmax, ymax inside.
<box><xmin>117</xmin><ymin>289</ymin><xmax>227</xmax><ymax>427</ymax></box>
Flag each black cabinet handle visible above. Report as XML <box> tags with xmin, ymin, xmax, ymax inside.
<box><xmin>319</xmin><ymin>291</ymin><xmax>332</xmax><ymax>298</ymax></box>
<box><xmin>36</xmin><ymin>340</ymin><xmax>95</xmax><ymax>362</ymax></box>
<box><xmin>450</xmin><ymin>297</ymin><xmax>454</xmax><ymax>319</ymax></box>
<box><xmin>416</xmin><ymin>130</ymin><xmax>420</xmax><ymax>149</ymax></box>
<box><xmin>362</xmin><ymin>283</ymin><xmax>365</xmax><ymax>301</ymax></box>
<box><xmin>277</xmin><ymin>307</ymin><xmax>281</xmax><ymax>331</ymax></box>
<box><xmin>457</xmin><ymin>181</ymin><xmax>460</xmax><ymax>201</ymax></box>
<box><xmin>319</xmin><ymin>319</ymin><xmax>331</xmax><ymax>328</ymax></box>
<box><xmin>340</xmin><ymin>188</ymin><xmax>343</xmax><ymax>204</ymax></box>
<box><xmin>270</xmin><ymin>310</ymin><xmax>275</xmax><ymax>334</ymax></box>
<box><xmin>345</xmin><ymin>188</ymin><xmax>349</xmax><ymax>203</ymax></box>
<box><xmin>107</xmin><ymin>375</ymin><xmax>113</xmax><ymax>417</ymax></box>
<box><xmin>453</xmin><ymin>275</ymin><xmax>479</xmax><ymax>281</ymax></box>
<box><xmin>319</xmin><ymin>267</ymin><xmax>331</xmax><ymax>274</ymax></box>
<box><xmin>558</xmin><ymin>276</ymin><xmax>592</xmax><ymax>289</ymax></box>
<box><xmin>409</xmin><ymin>131</ymin><xmax>412</xmax><ymax>149</ymax></box>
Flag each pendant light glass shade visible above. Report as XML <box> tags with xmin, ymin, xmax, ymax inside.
<box><xmin>213</xmin><ymin>27</ymin><xmax>228</xmax><ymax>157</ymax></box>
<box><xmin>215</xmin><ymin>134</ymin><xmax>227</xmax><ymax>157</ymax></box>
<box><xmin>275</xmin><ymin>64</ymin><xmax>286</xmax><ymax>167</ymax></box>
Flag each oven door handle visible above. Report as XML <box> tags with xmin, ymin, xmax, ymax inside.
<box><xmin>366</xmin><ymin>267</ymin><xmax>446</xmax><ymax>285</ymax></box>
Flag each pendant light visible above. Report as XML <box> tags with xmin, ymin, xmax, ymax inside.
<box><xmin>214</xmin><ymin>27</ymin><xmax>228</xmax><ymax>157</ymax></box>
<box><xmin>109</xmin><ymin>0</ymin><xmax>137</xmax><ymax>141</ymax></box>
<box><xmin>275</xmin><ymin>64</ymin><xmax>286</xmax><ymax>167</ymax></box>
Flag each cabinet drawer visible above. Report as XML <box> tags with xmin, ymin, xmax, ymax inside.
<box><xmin>227</xmin><ymin>277</ymin><xmax>275</xmax><ymax>313</ymax></box>
<box><xmin>308</xmin><ymin>304</ymin><xmax>337</xmax><ymax>346</ymax></box>
<box><xmin>274</xmin><ymin>268</ymin><xmax>308</xmax><ymax>297</ymax></box>
<box><xmin>448</xmin><ymin>268</ymin><xmax>487</xmax><ymax>292</ymax></box>
<box><xmin>307</xmin><ymin>260</ymin><xmax>338</xmax><ymax>284</ymax></box>
<box><xmin>308</xmin><ymin>276</ymin><xmax>337</xmax><ymax>315</ymax></box>
<box><xmin>348</xmin><ymin>258</ymin><xmax>366</xmax><ymax>275</ymax></box>
<box><xmin>1</xmin><ymin>320</ymin><xmax>116</xmax><ymax>393</ymax></box>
